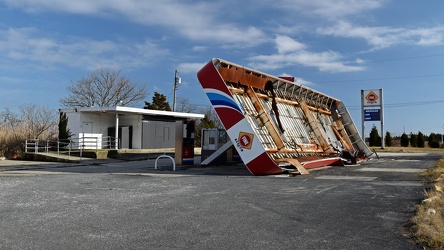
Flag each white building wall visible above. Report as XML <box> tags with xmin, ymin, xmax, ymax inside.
<box><xmin>63</xmin><ymin>109</ymin><xmax>116</xmax><ymax>149</ymax></box>
<box><xmin>61</xmin><ymin>107</ymin><xmax>203</xmax><ymax>150</ymax></box>
<box><xmin>79</xmin><ymin>112</ymin><xmax>115</xmax><ymax>137</ymax></box>
<box><xmin>62</xmin><ymin>109</ymin><xmax>144</xmax><ymax>149</ymax></box>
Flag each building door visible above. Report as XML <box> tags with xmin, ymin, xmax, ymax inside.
<box><xmin>108</xmin><ymin>126</ymin><xmax>132</xmax><ymax>149</ymax></box>
<box><xmin>121</xmin><ymin>126</ymin><xmax>130</xmax><ymax>149</ymax></box>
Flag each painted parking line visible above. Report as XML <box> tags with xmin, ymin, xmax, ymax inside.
<box><xmin>0</xmin><ymin>171</ymin><xmax>76</xmax><ymax>176</ymax></box>
<box><xmin>371</xmin><ymin>181</ymin><xmax>423</xmax><ymax>187</ymax></box>
<box><xmin>314</xmin><ymin>175</ymin><xmax>423</xmax><ymax>187</ymax></box>
<box><xmin>356</xmin><ymin>168</ymin><xmax>426</xmax><ymax>173</ymax></box>
<box><xmin>115</xmin><ymin>173</ymin><xmax>185</xmax><ymax>178</ymax></box>
<box><xmin>315</xmin><ymin>175</ymin><xmax>377</xmax><ymax>181</ymax></box>
<box><xmin>376</xmin><ymin>152</ymin><xmax>430</xmax><ymax>157</ymax></box>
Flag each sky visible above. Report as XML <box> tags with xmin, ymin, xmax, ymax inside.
<box><xmin>1</xmin><ymin>0</ymin><xmax>444</xmax><ymax>137</ymax></box>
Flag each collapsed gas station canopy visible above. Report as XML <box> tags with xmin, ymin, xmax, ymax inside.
<box><xmin>197</xmin><ymin>58</ymin><xmax>373</xmax><ymax>175</ymax></box>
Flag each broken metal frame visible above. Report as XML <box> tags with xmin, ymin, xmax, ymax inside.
<box><xmin>197</xmin><ymin>58</ymin><xmax>373</xmax><ymax>175</ymax></box>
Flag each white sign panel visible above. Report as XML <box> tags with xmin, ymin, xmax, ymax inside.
<box><xmin>362</xmin><ymin>89</ymin><xmax>382</xmax><ymax>107</ymax></box>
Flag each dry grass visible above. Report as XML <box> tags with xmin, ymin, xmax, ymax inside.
<box><xmin>410</xmin><ymin>158</ymin><xmax>444</xmax><ymax>249</ymax></box>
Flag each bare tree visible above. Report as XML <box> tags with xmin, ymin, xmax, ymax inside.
<box><xmin>0</xmin><ymin>104</ymin><xmax>57</xmax><ymax>158</ymax></box>
<box><xmin>19</xmin><ymin>103</ymin><xmax>58</xmax><ymax>139</ymax></box>
<box><xmin>60</xmin><ymin>68</ymin><xmax>147</xmax><ymax>107</ymax></box>
<box><xmin>176</xmin><ymin>97</ymin><xmax>198</xmax><ymax>113</ymax></box>
<box><xmin>198</xmin><ymin>106</ymin><xmax>222</xmax><ymax>129</ymax></box>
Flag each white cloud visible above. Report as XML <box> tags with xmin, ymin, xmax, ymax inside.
<box><xmin>6</xmin><ymin>0</ymin><xmax>384</xmax><ymax>19</ymax></box>
<box><xmin>2</xmin><ymin>0</ymin><xmax>131</xmax><ymax>14</ymax></box>
<box><xmin>248</xmin><ymin>36</ymin><xmax>364</xmax><ymax>73</ymax></box>
<box><xmin>177</xmin><ymin>62</ymin><xmax>206</xmax><ymax>74</ymax></box>
<box><xmin>263</xmin><ymin>0</ymin><xmax>385</xmax><ymax>18</ymax></box>
<box><xmin>2</xmin><ymin>0</ymin><xmax>268</xmax><ymax>47</ymax></box>
<box><xmin>249</xmin><ymin>51</ymin><xmax>365</xmax><ymax>73</ymax></box>
<box><xmin>192</xmin><ymin>46</ymin><xmax>208</xmax><ymax>52</ymax></box>
<box><xmin>278</xmin><ymin>72</ymin><xmax>292</xmax><ymax>77</ymax></box>
<box><xmin>317</xmin><ymin>21</ymin><xmax>444</xmax><ymax>50</ymax></box>
<box><xmin>275</xmin><ymin>35</ymin><xmax>306</xmax><ymax>53</ymax></box>
<box><xmin>413</xmin><ymin>28</ymin><xmax>444</xmax><ymax>46</ymax></box>
<box><xmin>0</xmin><ymin>27</ymin><xmax>170</xmax><ymax>70</ymax></box>
<box><xmin>294</xmin><ymin>77</ymin><xmax>313</xmax><ymax>86</ymax></box>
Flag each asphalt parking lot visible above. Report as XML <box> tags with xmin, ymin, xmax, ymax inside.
<box><xmin>0</xmin><ymin>152</ymin><xmax>440</xmax><ymax>249</ymax></box>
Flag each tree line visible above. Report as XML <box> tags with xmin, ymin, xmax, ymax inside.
<box><xmin>368</xmin><ymin>125</ymin><xmax>441</xmax><ymax>148</ymax></box>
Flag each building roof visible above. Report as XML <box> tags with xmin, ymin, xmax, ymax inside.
<box><xmin>61</xmin><ymin>106</ymin><xmax>205</xmax><ymax>119</ymax></box>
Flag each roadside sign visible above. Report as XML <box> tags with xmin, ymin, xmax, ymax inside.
<box><xmin>363</xmin><ymin>89</ymin><xmax>381</xmax><ymax>106</ymax></box>
<box><xmin>361</xmin><ymin>88</ymin><xmax>384</xmax><ymax>148</ymax></box>
<box><xmin>364</xmin><ymin>109</ymin><xmax>381</xmax><ymax>121</ymax></box>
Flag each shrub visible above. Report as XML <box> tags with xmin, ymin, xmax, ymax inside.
<box><xmin>369</xmin><ymin>125</ymin><xmax>381</xmax><ymax>147</ymax></box>
<box><xmin>430</xmin><ymin>141</ymin><xmax>440</xmax><ymax>148</ymax></box>
<box><xmin>401</xmin><ymin>133</ymin><xmax>409</xmax><ymax>147</ymax></box>
<box><xmin>410</xmin><ymin>133</ymin><xmax>418</xmax><ymax>147</ymax></box>
<box><xmin>418</xmin><ymin>131</ymin><xmax>425</xmax><ymax>148</ymax></box>
<box><xmin>385</xmin><ymin>131</ymin><xmax>393</xmax><ymax>147</ymax></box>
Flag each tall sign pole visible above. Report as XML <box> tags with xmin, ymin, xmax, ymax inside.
<box><xmin>380</xmin><ymin>89</ymin><xmax>385</xmax><ymax>149</ymax></box>
<box><xmin>361</xmin><ymin>90</ymin><xmax>365</xmax><ymax>141</ymax></box>
<box><xmin>361</xmin><ymin>89</ymin><xmax>384</xmax><ymax>149</ymax></box>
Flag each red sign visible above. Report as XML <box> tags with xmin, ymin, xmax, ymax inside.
<box><xmin>238</xmin><ymin>132</ymin><xmax>254</xmax><ymax>150</ymax></box>
<box><xmin>365</xmin><ymin>91</ymin><xmax>378</xmax><ymax>103</ymax></box>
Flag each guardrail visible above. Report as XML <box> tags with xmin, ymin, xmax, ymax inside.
<box><xmin>25</xmin><ymin>136</ymin><xmax>119</xmax><ymax>159</ymax></box>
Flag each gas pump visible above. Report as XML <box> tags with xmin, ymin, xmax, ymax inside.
<box><xmin>174</xmin><ymin>119</ymin><xmax>195</xmax><ymax>165</ymax></box>
<box><xmin>182</xmin><ymin>120</ymin><xmax>195</xmax><ymax>165</ymax></box>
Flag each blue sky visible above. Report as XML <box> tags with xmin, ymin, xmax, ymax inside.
<box><xmin>1</xmin><ymin>0</ymin><xmax>444</xmax><ymax>137</ymax></box>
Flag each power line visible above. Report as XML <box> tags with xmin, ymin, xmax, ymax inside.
<box><xmin>385</xmin><ymin>99</ymin><xmax>444</xmax><ymax>108</ymax></box>
<box><xmin>307</xmin><ymin>53</ymin><xmax>444</xmax><ymax>83</ymax></box>
<box><xmin>347</xmin><ymin>99</ymin><xmax>444</xmax><ymax>110</ymax></box>
<box><xmin>359</xmin><ymin>52</ymin><xmax>444</xmax><ymax>64</ymax></box>
<box><xmin>314</xmin><ymin>73</ymin><xmax>444</xmax><ymax>84</ymax></box>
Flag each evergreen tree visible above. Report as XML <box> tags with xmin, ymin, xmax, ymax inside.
<box><xmin>400</xmin><ymin>133</ymin><xmax>409</xmax><ymax>147</ymax></box>
<box><xmin>58</xmin><ymin>112</ymin><xmax>71</xmax><ymax>140</ymax></box>
<box><xmin>409</xmin><ymin>133</ymin><xmax>418</xmax><ymax>147</ymax></box>
<box><xmin>200</xmin><ymin>115</ymin><xmax>216</xmax><ymax>129</ymax></box>
<box><xmin>430</xmin><ymin>140</ymin><xmax>440</xmax><ymax>148</ymax></box>
<box><xmin>385</xmin><ymin>131</ymin><xmax>393</xmax><ymax>147</ymax></box>
<box><xmin>428</xmin><ymin>133</ymin><xmax>440</xmax><ymax>148</ymax></box>
<box><xmin>428</xmin><ymin>133</ymin><xmax>437</xmax><ymax>147</ymax></box>
<box><xmin>144</xmin><ymin>92</ymin><xmax>171</xmax><ymax>111</ymax></box>
<box><xmin>417</xmin><ymin>131</ymin><xmax>425</xmax><ymax>148</ymax></box>
<box><xmin>437</xmin><ymin>134</ymin><xmax>443</xmax><ymax>144</ymax></box>
<box><xmin>369</xmin><ymin>125</ymin><xmax>381</xmax><ymax>146</ymax></box>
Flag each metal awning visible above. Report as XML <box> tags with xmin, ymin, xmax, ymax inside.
<box><xmin>197</xmin><ymin>58</ymin><xmax>372</xmax><ymax>176</ymax></box>
<box><xmin>65</xmin><ymin>106</ymin><xmax>205</xmax><ymax>119</ymax></box>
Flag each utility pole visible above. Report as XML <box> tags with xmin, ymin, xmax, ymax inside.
<box><xmin>442</xmin><ymin>123</ymin><xmax>444</xmax><ymax>145</ymax></box>
<box><xmin>173</xmin><ymin>69</ymin><xmax>181</xmax><ymax>112</ymax></box>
